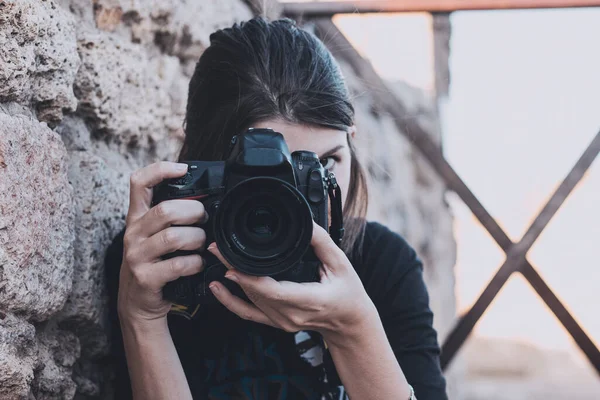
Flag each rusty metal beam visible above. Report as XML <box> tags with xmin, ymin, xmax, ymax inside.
<box><xmin>520</xmin><ymin>263</ymin><xmax>600</xmax><ymax>374</ymax></box>
<box><xmin>519</xmin><ymin>130</ymin><xmax>600</xmax><ymax>251</ymax></box>
<box><xmin>441</xmin><ymin>130</ymin><xmax>600</xmax><ymax>369</ymax></box>
<box><xmin>284</xmin><ymin>0</ymin><xmax>600</xmax><ymax>17</ymax></box>
<box><xmin>440</xmin><ymin>253</ymin><xmax>517</xmax><ymax>368</ymax></box>
<box><xmin>312</xmin><ymin>18</ymin><xmax>600</xmax><ymax>374</ymax></box>
<box><xmin>312</xmin><ymin>18</ymin><xmax>513</xmax><ymax>250</ymax></box>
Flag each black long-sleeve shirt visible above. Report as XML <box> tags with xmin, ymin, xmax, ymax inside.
<box><xmin>105</xmin><ymin>221</ymin><xmax>448</xmax><ymax>399</ymax></box>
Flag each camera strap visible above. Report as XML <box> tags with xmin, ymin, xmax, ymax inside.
<box><xmin>327</xmin><ymin>173</ymin><xmax>344</xmax><ymax>246</ymax></box>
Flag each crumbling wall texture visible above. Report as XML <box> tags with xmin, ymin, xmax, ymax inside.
<box><xmin>0</xmin><ymin>1</ymin><xmax>455</xmax><ymax>398</ymax></box>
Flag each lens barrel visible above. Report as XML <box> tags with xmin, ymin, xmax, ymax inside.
<box><xmin>213</xmin><ymin>177</ymin><xmax>313</xmax><ymax>276</ymax></box>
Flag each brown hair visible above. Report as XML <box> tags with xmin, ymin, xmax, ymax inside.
<box><xmin>178</xmin><ymin>17</ymin><xmax>368</xmax><ymax>258</ymax></box>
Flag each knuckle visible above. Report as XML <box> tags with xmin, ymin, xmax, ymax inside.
<box><xmin>246</xmin><ymin>290</ymin><xmax>261</xmax><ymax>305</ymax></box>
<box><xmin>245</xmin><ymin>292</ymin><xmax>256</xmax><ymax>303</ymax></box>
<box><xmin>310</xmin><ymin>294</ymin><xmax>327</xmax><ymax>312</ymax></box>
<box><xmin>154</xmin><ymin>202</ymin><xmax>171</xmax><ymax>220</ymax></box>
<box><xmin>169</xmin><ymin>257</ymin><xmax>184</xmax><ymax>274</ymax></box>
<box><xmin>133</xmin><ymin>269</ymin><xmax>151</xmax><ymax>289</ymax></box>
<box><xmin>241</xmin><ymin>312</ymin><xmax>254</xmax><ymax>321</ymax></box>
<box><xmin>129</xmin><ymin>169</ymin><xmax>142</xmax><ymax>187</ymax></box>
<box><xmin>269</xmin><ymin>289</ymin><xmax>285</xmax><ymax>302</ymax></box>
<box><xmin>161</xmin><ymin>228</ymin><xmax>179</xmax><ymax>247</ymax></box>
<box><xmin>246</xmin><ymin>289</ymin><xmax>260</xmax><ymax>302</ymax></box>
<box><xmin>289</xmin><ymin>314</ymin><xmax>305</xmax><ymax>327</ymax></box>
<box><xmin>123</xmin><ymin>248</ymin><xmax>138</xmax><ymax>266</ymax></box>
<box><xmin>123</xmin><ymin>231</ymin><xmax>135</xmax><ymax>250</ymax></box>
<box><xmin>282</xmin><ymin>323</ymin><xmax>298</xmax><ymax>333</ymax></box>
<box><xmin>312</xmin><ymin>300</ymin><xmax>326</xmax><ymax>314</ymax></box>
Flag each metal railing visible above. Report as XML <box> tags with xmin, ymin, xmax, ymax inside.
<box><xmin>283</xmin><ymin>0</ymin><xmax>600</xmax><ymax>16</ymax></box>
<box><xmin>277</xmin><ymin>9</ymin><xmax>600</xmax><ymax>373</ymax></box>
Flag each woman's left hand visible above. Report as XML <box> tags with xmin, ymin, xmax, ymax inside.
<box><xmin>207</xmin><ymin>222</ymin><xmax>378</xmax><ymax>341</ymax></box>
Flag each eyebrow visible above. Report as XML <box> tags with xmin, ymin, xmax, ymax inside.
<box><xmin>319</xmin><ymin>144</ymin><xmax>345</xmax><ymax>159</ymax></box>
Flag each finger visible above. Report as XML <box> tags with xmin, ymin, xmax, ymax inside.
<box><xmin>226</xmin><ymin>269</ymin><xmax>323</xmax><ymax>308</ymax></box>
<box><xmin>206</xmin><ymin>243</ymin><xmax>279</xmax><ymax>301</ymax></box>
<box><xmin>206</xmin><ymin>242</ymin><xmax>234</xmax><ymax>270</ymax></box>
<box><xmin>127</xmin><ymin>161</ymin><xmax>189</xmax><ymax>224</ymax></box>
<box><xmin>137</xmin><ymin>199</ymin><xmax>208</xmax><ymax>238</ymax></box>
<box><xmin>151</xmin><ymin>254</ymin><xmax>204</xmax><ymax>285</ymax></box>
<box><xmin>209</xmin><ymin>281</ymin><xmax>275</xmax><ymax>327</ymax></box>
<box><xmin>310</xmin><ymin>221</ymin><xmax>348</xmax><ymax>272</ymax></box>
<box><xmin>208</xmin><ymin>242</ymin><xmax>324</xmax><ymax>305</ymax></box>
<box><xmin>137</xmin><ymin>226</ymin><xmax>206</xmax><ymax>263</ymax></box>
<box><xmin>225</xmin><ymin>270</ymin><xmax>282</xmax><ymax>304</ymax></box>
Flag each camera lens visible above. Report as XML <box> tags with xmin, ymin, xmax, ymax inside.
<box><xmin>246</xmin><ymin>206</ymin><xmax>279</xmax><ymax>239</ymax></box>
<box><xmin>213</xmin><ymin>177</ymin><xmax>313</xmax><ymax>276</ymax></box>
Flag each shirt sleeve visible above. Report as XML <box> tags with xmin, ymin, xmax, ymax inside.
<box><xmin>358</xmin><ymin>222</ymin><xmax>448</xmax><ymax>400</ymax></box>
<box><xmin>104</xmin><ymin>227</ymin><xmax>134</xmax><ymax>400</ymax></box>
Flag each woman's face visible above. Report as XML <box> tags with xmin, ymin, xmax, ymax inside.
<box><xmin>252</xmin><ymin>119</ymin><xmax>352</xmax><ymax>207</ymax></box>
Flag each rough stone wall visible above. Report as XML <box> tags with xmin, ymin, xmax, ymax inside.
<box><xmin>0</xmin><ymin>1</ymin><xmax>455</xmax><ymax>399</ymax></box>
<box><xmin>0</xmin><ymin>1</ymin><xmax>253</xmax><ymax>398</ymax></box>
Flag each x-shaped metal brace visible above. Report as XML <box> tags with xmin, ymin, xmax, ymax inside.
<box><xmin>312</xmin><ymin>18</ymin><xmax>600</xmax><ymax>374</ymax></box>
<box><xmin>439</xmin><ymin>131</ymin><xmax>600</xmax><ymax>371</ymax></box>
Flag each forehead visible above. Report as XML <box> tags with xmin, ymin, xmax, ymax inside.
<box><xmin>251</xmin><ymin>119</ymin><xmax>347</xmax><ymax>154</ymax></box>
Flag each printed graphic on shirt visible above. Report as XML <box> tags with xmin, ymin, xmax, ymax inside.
<box><xmin>294</xmin><ymin>331</ymin><xmax>349</xmax><ymax>400</ymax></box>
<box><xmin>199</xmin><ymin>329</ymin><xmax>348</xmax><ymax>400</ymax></box>
<box><xmin>294</xmin><ymin>331</ymin><xmax>323</xmax><ymax>367</ymax></box>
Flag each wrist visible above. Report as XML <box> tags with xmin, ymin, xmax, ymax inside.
<box><xmin>321</xmin><ymin>303</ymin><xmax>413</xmax><ymax>400</ymax></box>
<box><xmin>119</xmin><ymin>312</ymin><xmax>169</xmax><ymax>337</ymax></box>
<box><xmin>322</xmin><ymin>295</ymin><xmax>381</xmax><ymax>349</ymax></box>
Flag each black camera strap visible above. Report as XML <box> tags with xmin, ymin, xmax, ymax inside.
<box><xmin>327</xmin><ymin>173</ymin><xmax>344</xmax><ymax>246</ymax></box>
<box><xmin>320</xmin><ymin>175</ymin><xmax>345</xmax><ymax>387</ymax></box>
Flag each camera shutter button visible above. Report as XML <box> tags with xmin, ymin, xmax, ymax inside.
<box><xmin>173</xmin><ymin>172</ymin><xmax>192</xmax><ymax>185</ymax></box>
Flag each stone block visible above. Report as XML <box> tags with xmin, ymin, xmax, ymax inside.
<box><xmin>0</xmin><ymin>314</ymin><xmax>36</xmax><ymax>400</ymax></box>
<box><xmin>0</xmin><ymin>0</ymin><xmax>80</xmax><ymax>126</ymax></box>
<box><xmin>0</xmin><ymin>105</ymin><xmax>75</xmax><ymax>321</ymax></box>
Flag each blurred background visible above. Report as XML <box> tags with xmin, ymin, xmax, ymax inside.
<box><xmin>307</xmin><ymin>1</ymin><xmax>600</xmax><ymax>399</ymax></box>
<box><xmin>0</xmin><ymin>0</ymin><xmax>598</xmax><ymax>399</ymax></box>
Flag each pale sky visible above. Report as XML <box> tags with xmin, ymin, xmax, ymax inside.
<box><xmin>442</xmin><ymin>8</ymin><xmax>600</xmax><ymax>355</ymax></box>
<box><xmin>334</xmin><ymin>7</ymin><xmax>600</xmax><ymax>371</ymax></box>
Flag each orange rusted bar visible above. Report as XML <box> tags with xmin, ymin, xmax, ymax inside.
<box><xmin>284</xmin><ymin>0</ymin><xmax>600</xmax><ymax>16</ymax></box>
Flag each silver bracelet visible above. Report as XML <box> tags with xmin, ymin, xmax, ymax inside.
<box><xmin>408</xmin><ymin>384</ymin><xmax>416</xmax><ymax>400</ymax></box>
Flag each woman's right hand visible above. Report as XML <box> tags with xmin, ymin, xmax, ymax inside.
<box><xmin>117</xmin><ymin>161</ymin><xmax>207</xmax><ymax>325</ymax></box>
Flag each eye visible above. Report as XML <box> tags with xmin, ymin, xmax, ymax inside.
<box><xmin>319</xmin><ymin>156</ymin><xmax>338</xmax><ymax>170</ymax></box>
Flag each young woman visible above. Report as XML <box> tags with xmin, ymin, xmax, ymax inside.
<box><xmin>105</xmin><ymin>17</ymin><xmax>448</xmax><ymax>400</ymax></box>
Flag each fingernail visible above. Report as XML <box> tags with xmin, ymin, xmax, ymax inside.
<box><xmin>207</xmin><ymin>242</ymin><xmax>216</xmax><ymax>251</ymax></box>
<box><xmin>176</xmin><ymin>163</ymin><xmax>188</xmax><ymax>171</ymax></box>
<box><xmin>224</xmin><ymin>272</ymin><xmax>238</xmax><ymax>282</ymax></box>
<box><xmin>209</xmin><ymin>283</ymin><xmax>219</xmax><ymax>293</ymax></box>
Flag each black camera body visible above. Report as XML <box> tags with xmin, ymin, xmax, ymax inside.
<box><xmin>151</xmin><ymin>128</ymin><xmax>342</xmax><ymax>308</ymax></box>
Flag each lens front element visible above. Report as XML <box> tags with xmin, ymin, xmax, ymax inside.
<box><xmin>245</xmin><ymin>205</ymin><xmax>280</xmax><ymax>240</ymax></box>
<box><xmin>214</xmin><ymin>177</ymin><xmax>313</xmax><ymax>276</ymax></box>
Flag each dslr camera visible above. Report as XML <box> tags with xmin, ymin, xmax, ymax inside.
<box><xmin>151</xmin><ymin>128</ymin><xmax>344</xmax><ymax>308</ymax></box>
